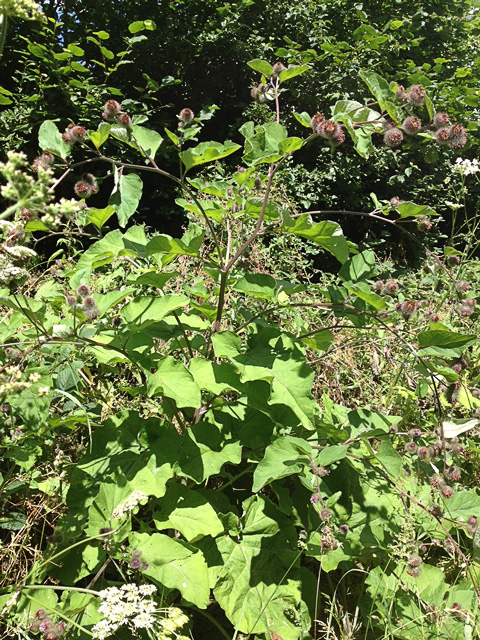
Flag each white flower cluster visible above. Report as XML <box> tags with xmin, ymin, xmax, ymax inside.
<box><xmin>111</xmin><ymin>490</ymin><xmax>148</xmax><ymax>519</ymax></box>
<box><xmin>453</xmin><ymin>158</ymin><xmax>479</xmax><ymax>176</ymax></box>
<box><xmin>92</xmin><ymin>584</ymin><xmax>158</xmax><ymax>639</ymax></box>
<box><xmin>0</xmin><ymin>366</ymin><xmax>49</xmax><ymax>401</ymax></box>
<box><xmin>0</xmin><ymin>0</ymin><xmax>42</xmax><ymax>20</ymax></box>
<box><xmin>445</xmin><ymin>201</ymin><xmax>463</xmax><ymax>210</ymax></box>
<box><xmin>91</xmin><ymin>583</ymin><xmax>189</xmax><ymax>640</ymax></box>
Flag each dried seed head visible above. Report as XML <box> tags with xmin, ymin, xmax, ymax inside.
<box><xmin>402</xmin><ymin>116</ymin><xmax>422</xmax><ymax>135</ymax></box>
<box><xmin>251</xmin><ymin>83</ymin><xmax>268</xmax><ymax>104</ymax></box>
<box><xmin>446</xmin><ymin>255</ymin><xmax>460</xmax><ymax>267</ymax></box>
<box><xmin>455</xmin><ymin>279</ymin><xmax>470</xmax><ymax>294</ymax></box>
<box><xmin>384</xmin><ymin>127</ymin><xmax>404</xmax><ymax>147</ymax></box>
<box><xmin>417</xmin><ymin>445</ymin><xmax>433</xmax><ymax>459</ymax></box>
<box><xmin>441</xmin><ymin>484</ymin><xmax>454</xmax><ymax>499</ymax></box>
<box><xmin>117</xmin><ymin>113</ymin><xmax>132</xmax><ymax>127</ymax></box>
<box><xmin>179</xmin><ymin>107</ymin><xmax>195</xmax><ymax>123</ymax></box>
<box><xmin>404</xmin><ymin>441</ymin><xmax>418</xmax><ymax>454</ymax></box>
<box><xmin>310</xmin><ymin>113</ymin><xmax>325</xmax><ymax>133</ymax></box>
<box><xmin>406</xmin><ymin>84</ymin><xmax>426</xmax><ymax>107</ymax></box>
<box><xmin>371</xmin><ymin>279</ymin><xmax>384</xmax><ymax>293</ymax></box>
<box><xmin>70</xmin><ymin>125</ymin><xmax>87</xmax><ymax>142</ymax></box>
<box><xmin>398</xmin><ymin>300</ymin><xmax>416</xmax><ymax>319</ymax></box>
<box><xmin>448</xmin><ymin>123</ymin><xmax>467</xmax><ymax>150</ymax></box>
<box><xmin>395</xmin><ymin>84</ymin><xmax>406</xmax><ymax>101</ymax></box>
<box><xmin>76</xmin><ymin>284</ymin><xmax>91</xmax><ymax>298</ymax></box>
<box><xmin>435</xmin><ymin>127</ymin><xmax>451</xmax><ymax>144</ymax></box>
<box><xmin>430</xmin><ymin>474</ymin><xmax>445</xmax><ymax>489</ymax></box>
<box><xmin>103</xmin><ymin>99</ymin><xmax>122</xmax><ymax>121</ymax></box>
<box><xmin>407</xmin><ymin>553</ymin><xmax>422</xmax><ymax>568</ymax></box>
<box><xmin>33</xmin><ymin>151</ymin><xmax>55</xmax><ymax>172</ymax></box>
<box><xmin>417</xmin><ymin>216</ymin><xmax>432</xmax><ymax>232</ymax></box>
<box><xmin>318</xmin><ymin>119</ymin><xmax>342</xmax><ymax>140</ymax></box>
<box><xmin>458</xmin><ymin>303</ymin><xmax>474</xmax><ymax>317</ymax></box>
<box><xmin>272</xmin><ymin>61</ymin><xmax>286</xmax><ymax>77</ymax></box>
<box><xmin>74</xmin><ymin>181</ymin><xmax>90</xmax><ymax>198</ymax></box>
<box><xmin>444</xmin><ymin>465</ymin><xmax>461</xmax><ymax>483</ymax></box>
<box><xmin>433</xmin><ymin>112</ymin><xmax>450</xmax><ymax>129</ymax></box>
<box><xmin>383</xmin><ymin>119</ymin><xmax>397</xmax><ymax>131</ymax></box>
<box><xmin>389</xmin><ymin>196</ymin><xmax>403</xmax><ymax>207</ymax></box>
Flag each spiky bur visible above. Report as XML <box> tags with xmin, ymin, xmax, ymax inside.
<box><xmin>458</xmin><ymin>300</ymin><xmax>476</xmax><ymax>317</ymax></box>
<box><xmin>417</xmin><ymin>216</ymin><xmax>432</xmax><ymax>232</ymax></box>
<box><xmin>178</xmin><ymin>107</ymin><xmax>195</xmax><ymax>124</ymax></box>
<box><xmin>384</xmin><ymin>127</ymin><xmax>404</xmax><ymax>147</ymax></box>
<box><xmin>433</xmin><ymin>112</ymin><xmax>450</xmax><ymax>129</ymax></box>
<box><xmin>466</xmin><ymin>515</ymin><xmax>478</xmax><ymax>535</ymax></box>
<box><xmin>447</xmin><ymin>123</ymin><xmax>467</xmax><ymax>149</ymax></box>
<box><xmin>441</xmin><ymin>484</ymin><xmax>454</xmax><ymax>499</ymax></box>
<box><xmin>311</xmin><ymin>116</ymin><xmax>345</xmax><ymax>146</ymax></box>
<box><xmin>102</xmin><ymin>99</ymin><xmax>122</xmax><ymax>122</ymax></box>
<box><xmin>62</xmin><ymin>124</ymin><xmax>87</xmax><ymax>144</ymax></box>
<box><xmin>82</xmin><ymin>296</ymin><xmax>99</xmax><ymax>320</ymax></box>
<box><xmin>310</xmin><ymin>113</ymin><xmax>325</xmax><ymax>133</ymax></box>
<box><xmin>73</xmin><ymin>174</ymin><xmax>98</xmax><ymax>199</ymax></box>
<box><xmin>396</xmin><ymin>300</ymin><xmax>416</xmax><ymax>320</ymax></box>
<box><xmin>406</xmin><ymin>553</ymin><xmax>423</xmax><ymax>577</ymax></box>
<box><xmin>32</xmin><ymin>151</ymin><xmax>54</xmax><ymax>172</ymax></box>
<box><xmin>446</xmin><ymin>255</ymin><xmax>460</xmax><ymax>267</ymax></box>
<box><xmin>130</xmin><ymin>549</ymin><xmax>149</xmax><ymax>571</ymax></box>
<box><xmin>402</xmin><ymin>116</ymin><xmax>422</xmax><ymax>135</ymax></box>
<box><xmin>406</xmin><ymin>84</ymin><xmax>425</xmax><ymax>107</ymax></box>
<box><xmin>417</xmin><ymin>445</ymin><xmax>434</xmax><ymax>460</ymax></box>
<box><xmin>444</xmin><ymin>465</ymin><xmax>461</xmax><ymax>483</ymax></box>
<box><xmin>76</xmin><ymin>284</ymin><xmax>91</xmax><ymax>298</ymax></box>
<box><xmin>117</xmin><ymin>113</ymin><xmax>132</xmax><ymax>127</ymax></box>
<box><xmin>455</xmin><ymin>279</ymin><xmax>470</xmax><ymax>294</ymax></box>
<box><xmin>404</xmin><ymin>441</ymin><xmax>417</xmax><ymax>454</ymax></box>
<box><xmin>251</xmin><ymin>83</ymin><xmax>268</xmax><ymax>104</ymax></box>
<box><xmin>272</xmin><ymin>61</ymin><xmax>286</xmax><ymax>77</ymax></box>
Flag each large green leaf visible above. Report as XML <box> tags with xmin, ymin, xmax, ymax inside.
<box><xmin>339</xmin><ymin>249</ymin><xmax>376</xmax><ymax>282</ymax></box>
<box><xmin>397</xmin><ymin>201</ymin><xmax>437</xmax><ymax>219</ymax></box>
<box><xmin>418</xmin><ymin>330</ymin><xmax>477</xmax><ymax>357</ymax></box>
<box><xmin>89</xmin><ymin>122</ymin><xmax>111</xmax><ymax>149</ymax></box>
<box><xmin>175</xmin><ymin>417</ymin><xmax>242</xmax><ymax>482</ymax></box>
<box><xmin>130</xmin><ymin>124</ymin><xmax>163</xmax><ymax>158</ymax></box>
<box><xmin>343</xmin><ymin>282</ymin><xmax>387</xmax><ymax>310</ymax></box>
<box><xmin>232</xmin><ymin>272</ymin><xmax>277</xmax><ymax>299</ymax></box>
<box><xmin>247</xmin><ymin>58</ymin><xmax>273</xmax><ymax>76</ymax></box>
<box><xmin>212</xmin><ymin>327</ymin><xmax>316</xmax><ymax>429</ymax></box>
<box><xmin>189</xmin><ymin>358</ymin><xmax>244</xmax><ymax>395</ymax></box>
<box><xmin>359</xmin><ymin>70</ymin><xmax>402</xmax><ymax>122</ymax></box>
<box><xmin>241</xmin><ymin>121</ymin><xmax>289</xmax><ymax>165</ymax></box>
<box><xmin>153</xmin><ymin>482</ymin><xmax>223</xmax><ymax>541</ymax></box>
<box><xmin>146</xmin><ymin>223</ymin><xmax>204</xmax><ymax>257</ymax></box>
<box><xmin>253</xmin><ymin>436</ymin><xmax>312</xmax><ymax>492</ymax></box>
<box><xmin>279</xmin><ymin>64</ymin><xmax>310</xmax><ymax>83</ymax></box>
<box><xmin>130</xmin><ymin>532</ymin><xmax>210</xmax><ymax>608</ymax></box>
<box><xmin>109</xmin><ymin>169</ymin><xmax>143</xmax><ymax>227</ymax></box>
<box><xmin>214</xmin><ymin>495</ymin><xmax>306</xmax><ymax>638</ymax></box>
<box><xmin>86</xmin><ymin>205</ymin><xmax>115</xmax><ymax>230</ymax></box>
<box><xmin>86</xmin><ymin>470</ymin><xmax>134</xmax><ymax>539</ymax></box>
<box><xmin>121</xmin><ymin>294</ymin><xmax>189</xmax><ymax>327</ymax></box>
<box><xmin>147</xmin><ymin>356</ymin><xmax>201</xmax><ymax>408</ymax></box>
<box><xmin>280</xmin><ymin>214</ymin><xmax>349</xmax><ymax>263</ymax></box>
<box><xmin>180</xmin><ymin>140</ymin><xmax>241</xmax><ymax>172</ymax></box>
<box><xmin>38</xmin><ymin>120</ymin><xmax>71</xmax><ymax>158</ymax></box>
<box><xmin>375</xmin><ymin>441</ymin><xmax>402</xmax><ymax>479</ymax></box>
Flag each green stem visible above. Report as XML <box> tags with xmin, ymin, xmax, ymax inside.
<box><xmin>0</xmin><ymin>13</ymin><xmax>8</xmax><ymax>61</ymax></box>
